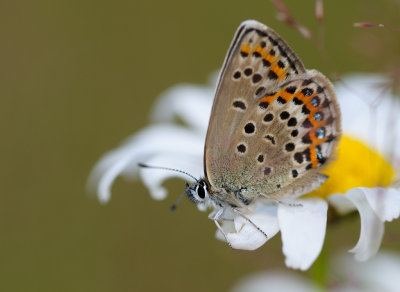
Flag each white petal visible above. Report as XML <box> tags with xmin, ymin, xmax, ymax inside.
<box><xmin>337</xmin><ymin>75</ymin><xmax>384</xmax><ymax>140</ymax></box>
<box><xmin>335</xmin><ymin>251</ymin><xmax>400</xmax><ymax>292</ymax></box>
<box><xmin>121</xmin><ymin>125</ymin><xmax>205</xmax><ymax>176</ymax></box>
<box><xmin>361</xmin><ymin>187</ymin><xmax>400</xmax><ymax>222</ymax></box>
<box><xmin>140</xmin><ymin>153</ymin><xmax>202</xmax><ymax>200</ymax></box>
<box><xmin>328</xmin><ymin>187</ymin><xmax>400</xmax><ymax>222</ymax></box>
<box><xmin>328</xmin><ymin>193</ymin><xmax>357</xmax><ymax>215</ymax></box>
<box><xmin>228</xmin><ymin>208</ymin><xmax>279</xmax><ymax>250</ymax></box>
<box><xmin>231</xmin><ymin>271</ymin><xmax>316</xmax><ymax>292</ymax></box>
<box><xmin>342</xmin><ymin>188</ymin><xmax>385</xmax><ymax>261</ymax></box>
<box><xmin>336</xmin><ymin>74</ymin><xmax>400</xmax><ymax>163</ymax></box>
<box><xmin>215</xmin><ymin>220</ymin><xmax>235</xmax><ymax>242</ymax></box>
<box><xmin>87</xmin><ymin>125</ymin><xmax>204</xmax><ymax>203</ymax></box>
<box><xmin>278</xmin><ymin>198</ymin><xmax>328</xmax><ymax>270</ymax></box>
<box><xmin>215</xmin><ymin>204</ymin><xmax>280</xmax><ymax>250</ymax></box>
<box><xmin>150</xmin><ymin>84</ymin><xmax>213</xmax><ymax>133</ymax></box>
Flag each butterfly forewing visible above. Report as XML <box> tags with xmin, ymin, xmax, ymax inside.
<box><xmin>204</xmin><ymin>20</ymin><xmax>305</xmax><ymax>177</ymax></box>
<box><xmin>204</xmin><ymin>20</ymin><xmax>340</xmax><ymax>203</ymax></box>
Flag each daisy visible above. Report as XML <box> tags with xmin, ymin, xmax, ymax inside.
<box><xmin>231</xmin><ymin>250</ymin><xmax>400</xmax><ymax>292</ymax></box>
<box><xmin>88</xmin><ymin>73</ymin><xmax>400</xmax><ymax>270</ymax></box>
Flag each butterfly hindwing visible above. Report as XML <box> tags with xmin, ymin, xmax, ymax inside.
<box><xmin>228</xmin><ymin>70</ymin><xmax>341</xmax><ymax>199</ymax></box>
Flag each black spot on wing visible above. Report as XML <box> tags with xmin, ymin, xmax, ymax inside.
<box><xmin>302</xmin><ymin>105</ymin><xmax>311</xmax><ymax>115</ymax></box>
<box><xmin>293</xmin><ymin>97</ymin><xmax>303</xmax><ymax>105</ymax></box>
<box><xmin>268</xmin><ymin>70</ymin><xmax>278</xmax><ymax>80</ymax></box>
<box><xmin>237</xmin><ymin>144</ymin><xmax>247</xmax><ymax>153</ymax></box>
<box><xmin>253</xmin><ymin>51</ymin><xmax>262</xmax><ymax>58</ymax></box>
<box><xmin>277</xmin><ymin>96</ymin><xmax>286</xmax><ymax>104</ymax></box>
<box><xmin>233</xmin><ymin>71</ymin><xmax>241</xmax><ymax>79</ymax></box>
<box><xmin>280</xmin><ymin>111</ymin><xmax>290</xmax><ymax>120</ymax></box>
<box><xmin>233</xmin><ymin>100</ymin><xmax>246</xmax><ymax>110</ymax></box>
<box><xmin>244</xmin><ymin>123</ymin><xmax>255</xmax><ymax>134</ymax></box>
<box><xmin>285</xmin><ymin>86</ymin><xmax>297</xmax><ymax>94</ymax></box>
<box><xmin>326</xmin><ymin>134</ymin><xmax>336</xmax><ymax>143</ymax></box>
<box><xmin>285</xmin><ymin>143</ymin><xmax>295</xmax><ymax>152</ymax></box>
<box><xmin>263</xmin><ymin>113</ymin><xmax>274</xmax><ymax>122</ymax></box>
<box><xmin>259</xmin><ymin>102</ymin><xmax>269</xmax><ymax>110</ymax></box>
<box><xmin>252</xmin><ymin>74</ymin><xmax>262</xmax><ymax>83</ymax></box>
<box><xmin>265</xmin><ymin>135</ymin><xmax>275</xmax><ymax>144</ymax></box>
<box><xmin>302</xmin><ymin>118</ymin><xmax>313</xmax><ymax>128</ymax></box>
<box><xmin>244</xmin><ymin>68</ymin><xmax>253</xmax><ymax>76</ymax></box>
<box><xmin>262</xmin><ymin>59</ymin><xmax>271</xmax><ymax>67</ymax></box>
<box><xmin>287</xmin><ymin>117</ymin><xmax>297</xmax><ymax>127</ymax></box>
<box><xmin>302</xmin><ymin>88</ymin><xmax>314</xmax><ymax>96</ymax></box>
<box><xmin>302</xmin><ymin>132</ymin><xmax>312</xmax><ymax>144</ymax></box>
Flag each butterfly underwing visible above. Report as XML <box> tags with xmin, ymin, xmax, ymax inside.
<box><xmin>183</xmin><ymin>20</ymin><xmax>341</xmax><ymax>237</ymax></box>
<box><xmin>186</xmin><ymin>20</ymin><xmax>340</xmax><ymax>208</ymax></box>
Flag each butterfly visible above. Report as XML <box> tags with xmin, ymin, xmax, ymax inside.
<box><xmin>143</xmin><ymin>20</ymin><xmax>341</xmax><ymax>243</ymax></box>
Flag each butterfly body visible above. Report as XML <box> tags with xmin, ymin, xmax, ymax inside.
<box><xmin>184</xmin><ymin>20</ymin><xmax>341</xmax><ymax>238</ymax></box>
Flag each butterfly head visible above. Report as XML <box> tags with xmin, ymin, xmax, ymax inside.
<box><xmin>138</xmin><ymin>163</ymin><xmax>214</xmax><ymax>210</ymax></box>
<box><xmin>185</xmin><ymin>179</ymin><xmax>210</xmax><ymax>205</ymax></box>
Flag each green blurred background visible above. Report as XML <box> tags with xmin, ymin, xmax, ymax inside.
<box><xmin>1</xmin><ymin>0</ymin><xmax>400</xmax><ymax>291</ymax></box>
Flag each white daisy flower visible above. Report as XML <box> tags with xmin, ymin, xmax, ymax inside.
<box><xmin>87</xmin><ymin>73</ymin><xmax>400</xmax><ymax>270</ymax></box>
<box><xmin>231</xmin><ymin>250</ymin><xmax>400</xmax><ymax>292</ymax></box>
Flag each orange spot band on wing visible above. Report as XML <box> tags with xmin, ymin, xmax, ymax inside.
<box><xmin>253</xmin><ymin>45</ymin><xmax>266</xmax><ymax>56</ymax></box>
<box><xmin>278</xmin><ymin>89</ymin><xmax>295</xmax><ymax>102</ymax></box>
<box><xmin>260</xmin><ymin>93</ymin><xmax>277</xmax><ymax>104</ymax></box>
<box><xmin>241</xmin><ymin>44</ymin><xmax>251</xmax><ymax>55</ymax></box>
<box><xmin>309</xmin><ymin>133</ymin><xmax>328</xmax><ymax>168</ymax></box>
<box><xmin>270</xmin><ymin>63</ymin><xmax>286</xmax><ymax>78</ymax></box>
<box><xmin>298</xmin><ymin>89</ymin><xmax>331</xmax><ymax>168</ymax></box>
<box><xmin>264</xmin><ymin>53</ymin><xmax>275</xmax><ymax>64</ymax></box>
<box><xmin>308</xmin><ymin>111</ymin><xmax>328</xmax><ymax>168</ymax></box>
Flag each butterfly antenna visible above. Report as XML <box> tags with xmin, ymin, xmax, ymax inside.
<box><xmin>137</xmin><ymin>163</ymin><xmax>199</xmax><ymax>182</ymax></box>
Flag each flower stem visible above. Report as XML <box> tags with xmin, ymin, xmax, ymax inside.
<box><xmin>309</xmin><ymin>241</ymin><xmax>328</xmax><ymax>291</ymax></box>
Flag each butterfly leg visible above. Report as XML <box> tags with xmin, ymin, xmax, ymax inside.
<box><xmin>257</xmin><ymin>192</ymin><xmax>303</xmax><ymax>207</ymax></box>
<box><xmin>230</xmin><ymin>208</ymin><xmax>268</xmax><ymax>239</ymax></box>
<box><xmin>211</xmin><ymin>208</ymin><xmax>233</xmax><ymax>248</ymax></box>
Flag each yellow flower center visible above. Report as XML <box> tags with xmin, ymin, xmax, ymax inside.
<box><xmin>307</xmin><ymin>135</ymin><xmax>396</xmax><ymax>199</ymax></box>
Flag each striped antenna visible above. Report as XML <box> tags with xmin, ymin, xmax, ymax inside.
<box><xmin>137</xmin><ymin>163</ymin><xmax>199</xmax><ymax>182</ymax></box>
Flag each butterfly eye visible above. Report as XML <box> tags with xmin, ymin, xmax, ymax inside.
<box><xmin>185</xmin><ymin>182</ymin><xmax>208</xmax><ymax>205</ymax></box>
<box><xmin>197</xmin><ymin>185</ymin><xmax>206</xmax><ymax>199</ymax></box>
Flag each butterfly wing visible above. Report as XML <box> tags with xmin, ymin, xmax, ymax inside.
<box><xmin>204</xmin><ymin>20</ymin><xmax>340</xmax><ymax>202</ymax></box>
